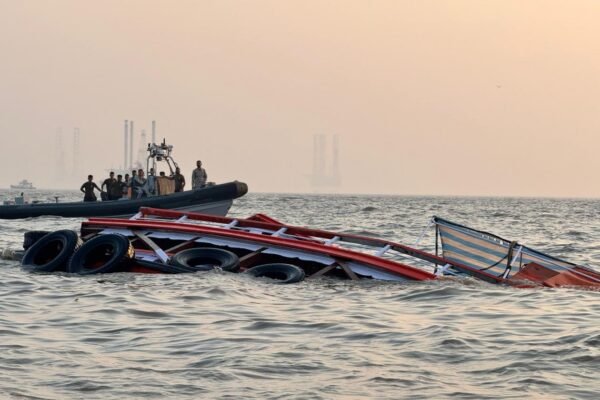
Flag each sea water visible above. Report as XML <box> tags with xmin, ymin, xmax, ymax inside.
<box><xmin>0</xmin><ymin>191</ymin><xmax>598</xmax><ymax>399</ymax></box>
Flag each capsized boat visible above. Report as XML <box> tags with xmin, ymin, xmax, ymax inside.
<box><xmin>79</xmin><ymin>207</ymin><xmax>437</xmax><ymax>281</ymax></box>
<box><xmin>44</xmin><ymin>208</ymin><xmax>588</xmax><ymax>288</ymax></box>
<box><xmin>0</xmin><ymin>182</ymin><xmax>247</xmax><ymax>219</ymax></box>
<box><xmin>73</xmin><ymin>208</ymin><xmax>599</xmax><ymax>288</ymax></box>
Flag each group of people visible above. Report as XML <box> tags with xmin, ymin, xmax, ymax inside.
<box><xmin>80</xmin><ymin>160</ymin><xmax>208</xmax><ymax>202</ymax></box>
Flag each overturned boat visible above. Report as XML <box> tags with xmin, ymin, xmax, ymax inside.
<box><xmin>22</xmin><ymin>207</ymin><xmax>437</xmax><ymax>281</ymax></box>
<box><xmin>20</xmin><ymin>207</ymin><xmax>599</xmax><ymax>289</ymax></box>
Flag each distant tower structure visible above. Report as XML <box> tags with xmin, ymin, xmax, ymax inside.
<box><xmin>55</xmin><ymin>127</ymin><xmax>65</xmax><ymax>180</ymax></box>
<box><xmin>152</xmin><ymin>120</ymin><xmax>156</xmax><ymax>144</ymax></box>
<box><xmin>120</xmin><ymin>120</ymin><xmax>158</xmax><ymax>172</ymax></box>
<box><xmin>309</xmin><ymin>134</ymin><xmax>341</xmax><ymax>191</ymax></box>
<box><xmin>332</xmin><ymin>135</ymin><xmax>340</xmax><ymax>183</ymax></box>
<box><xmin>124</xmin><ymin>120</ymin><xmax>129</xmax><ymax>170</ymax></box>
<box><xmin>72</xmin><ymin>127</ymin><xmax>80</xmax><ymax>177</ymax></box>
<box><xmin>138</xmin><ymin>129</ymin><xmax>147</xmax><ymax>167</ymax></box>
<box><xmin>129</xmin><ymin>121</ymin><xmax>134</xmax><ymax>170</ymax></box>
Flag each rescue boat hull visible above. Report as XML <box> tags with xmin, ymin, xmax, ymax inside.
<box><xmin>0</xmin><ymin>181</ymin><xmax>247</xmax><ymax>219</ymax></box>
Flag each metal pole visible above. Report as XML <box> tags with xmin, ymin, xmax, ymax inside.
<box><xmin>124</xmin><ymin>120</ymin><xmax>128</xmax><ymax>169</ymax></box>
<box><xmin>129</xmin><ymin>121</ymin><xmax>134</xmax><ymax>170</ymax></box>
<box><xmin>434</xmin><ymin>225</ymin><xmax>439</xmax><ymax>273</ymax></box>
<box><xmin>152</xmin><ymin>120</ymin><xmax>156</xmax><ymax>144</ymax></box>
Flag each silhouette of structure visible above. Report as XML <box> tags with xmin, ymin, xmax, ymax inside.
<box><xmin>72</xmin><ymin>127</ymin><xmax>80</xmax><ymax>178</ymax></box>
<box><xmin>309</xmin><ymin>134</ymin><xmax>341</xmax><ymax>191</ymax></box>
<box><xmin>152</xmin><ymin>120</ymin><xmax>156</xmax><ymax>144</ymax></box>
<box><xmin>129</xmin><ymin>121</ymin><xmax>134</xmax><ymax>171</ymax></box>
<box><xmin>123</xmin><ymin>120</ymin><xmax>129</xmax><ymax>170</ymax></box>
<box><xmin>55</xmin><ymin>128</ymin><xmax>65</xmax><ymax>179</ymax></box>
<box><xmin>138</xmin><ymin>129</ymin><xmax>147</xmax><ymax>166</ymax></box>
<box><xmin>120</xmin><ymin>120</ymin><xmax>156</xmax><ymax>173</ymax></box>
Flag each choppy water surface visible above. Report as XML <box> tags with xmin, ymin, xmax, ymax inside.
<box><xmin>1</xmin><ymin>192</ymin><xmax>599</xmax><ymax>399</ymax></box>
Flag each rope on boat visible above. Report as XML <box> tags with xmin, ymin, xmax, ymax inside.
<box><xmin>501</xmin><ymin>241</ymin><xmax>519</xmax><ymax>279</ymax></box>
<box><xmin>472</xmin><ymin>254</ymin><xmax>507</xmax><ymax>272</ymax></box>
<box><xmin>414</xmin><ymin>218</ymin><xmax>435</xmax><ymax>248</ymax></box>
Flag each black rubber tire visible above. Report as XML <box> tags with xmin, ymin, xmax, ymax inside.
<box><xmin>245</xmin><ymin>263</ymin><xmax>305</xmax><ymax>284</ymax></box>
<box><xmin>169</xmin><ymin>247</ymin><xmax>239</xmax><ymax>272</ymax></box>
<box><xmin>134</xmin><ymin>259</ymin><xmax>197</xmax><ymax>274</ymax></box>
<box><xmin>23</xmin><ymin>230</ymin><xmax>51</xmax><ymax>250</ymax></box>
<box><xmin>67</xmin><ymin>234</ymin><xmax>134</xmax><ymax>275</ymax></box>
<box><xmin>21</xmin><ymin>230</ymin><xmax>80</xmax><ymax>272</ymax></box>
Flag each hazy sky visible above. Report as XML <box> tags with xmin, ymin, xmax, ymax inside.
<box><xmin>1</xmin><ymin>0</ymin><xmax>599</xmax><ymax>196</ymax></box>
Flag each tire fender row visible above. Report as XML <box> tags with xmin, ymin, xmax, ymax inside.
<box><xmin>20</xmin><ymin>231</ymin><xmax>305</xmax><ymax>284</ymax></box>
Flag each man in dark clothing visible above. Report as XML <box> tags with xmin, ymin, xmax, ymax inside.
<box><xmin>80</xmin><ymin>175</ymin><xmax>102</xmax><ymax>202</ymax></box>
<box><xmin>101</xmin><ymin>172</ymin><xmax>118</xmax><ymax>201</ymax></box>
<box><xmin>127</xmin><ymin>170</ymin><xmax>137</xmax><ymax>199</ymax></box>
<box><xmin>113</xmin><ymin>174</ymin><xmax>126</xmax><ymax>200</ymax></box>
<box><xmin>173</xmin><ymin>167</ymin><xmax>186</xmax><ymax>192</ymax></box>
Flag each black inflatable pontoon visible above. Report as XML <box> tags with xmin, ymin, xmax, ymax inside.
<box><xmin>0</xmin><ymin>181</ymin><xmax>247</xmax><ymax>219</ymax></box>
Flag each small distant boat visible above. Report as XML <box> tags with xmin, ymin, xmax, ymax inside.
<box><xmin>10</xmin><ymin>180</ymin><xmax>35</xmax><ymax>190</ymax></box>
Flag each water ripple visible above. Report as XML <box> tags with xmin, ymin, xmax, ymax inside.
<box><xmin>1</xmin><ymin>193</ymin><xmax>600</xmax><ymax>398</ymax></box>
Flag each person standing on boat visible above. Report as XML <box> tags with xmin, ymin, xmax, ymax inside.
<box><xmin>80</xmin><ymin>175</ymin><xmax>102</xmax><ymax>202</ymax></box>
<box><xmin>191</xmin><ymin>160</ymin><xmax>207</xmax><ymax>189</ymax></box>
<box><xmin>146</xmin><ymin>168</ymin><xmax>157</xmax><ymax>196</ymax></box>
<box><xmin>101</xmin><ymin>172</ymin><xmax>118</xmax><ymax>201</ymax></box>
<box><xmin>122</xmin><ymin>173</ymin><xmax>130</xmax><ymax>198</ymax></box>
<box><xmin>133</xmin><ymin>168</ymin><xmax>147</xmax><ymax>198</ymax></box>
<box><xmin>113</xmin><ymin>174</ymin><xmax>126</xmax><ymax>200</ymax></box>
<box><xmin>173</xmin><ymin>167</ymin><xmax>186</xmax><ymax>192</ymax></box>
<box><xmin>128</xmin><ymin>170</ymin><xmax>137</xmax><ymax>199</ymax></box>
